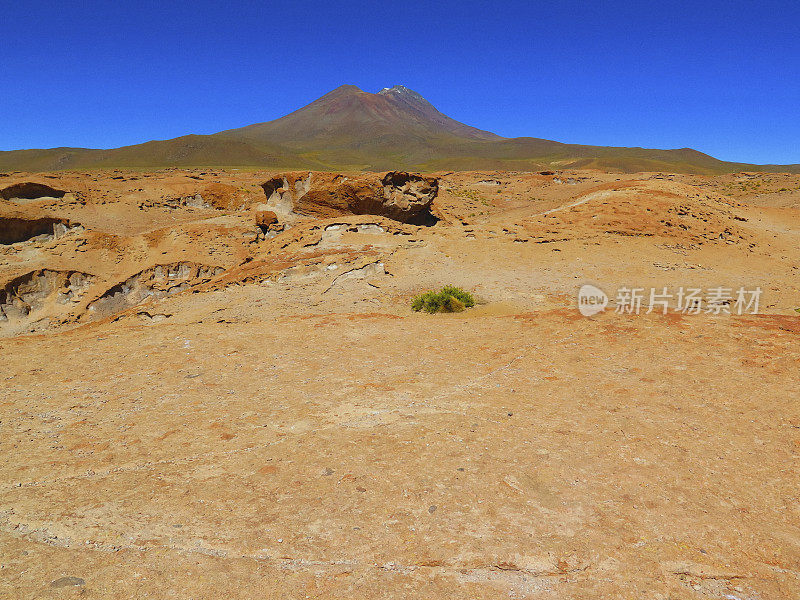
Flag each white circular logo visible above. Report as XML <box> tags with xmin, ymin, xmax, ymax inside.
<box><xmin>578</xmin><ymin>284</ymin><xmax>608</xmax><ymax>317</ymax></box>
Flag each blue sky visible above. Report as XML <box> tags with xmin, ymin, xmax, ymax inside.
<box><xmin>2</xmin><ymin>0</ymin><xmax>799</xmax><ymax>163</ymax></box>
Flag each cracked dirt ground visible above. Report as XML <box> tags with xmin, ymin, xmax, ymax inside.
<box><xmin>1</xmin><ymin>168</ymin><xmax>799</xmax><ymax>598</ymax></box>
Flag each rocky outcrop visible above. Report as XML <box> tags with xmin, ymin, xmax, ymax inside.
<box><xmin>0</xmin><ymin>216</ymin><xmax>82</xmax><ymax>245</ymax></box>
<box><xmin>254</xmin><ymin>208</ymin><xmax>283</xmax><ymax>240</ymax></box>
<box><xmin>0</xmin><ymin>270</ymin><xmax>94</xmax><ymax>326</ymax></box>
<box><xmin>260</xmin><ymin>171</ymin><xmax>438</xmax><ymax>224</ymax></box>
<box><xmin>86</xmin><ymin>262</ymin><xmax>225</xmax><ymax>319</ymax></box>
<box><xmin>254</xmin><ymin>209</ymin><xmax>278</xmax><ymax>229</ymax></box>
<box><xmin>150</xmin><ymin>183</ymin><xmax>249</xmax><ymax>211</ymax></box>
<box><xmin>294</xmin><ymin>176</ymin><xmax>383</xmax><ymax>220</ymax></box>
<box><xmin>261</xmin><ymin>173</ymin><xmax>311</xmax><ymax>215</ymax></box>
<box><xmin>0</xmin><ymin>182</ymin><xmax>66</xmax><ymax>200</ymax></box>
<box><xmin>379</xmin><ymin>171</ymin><xmax>439</xmax><ymax>223</ymax></box>
<box><xmin>191</xmin><ymin>183</ymin><xmax>248</xmax><ymax>210</ymax></box>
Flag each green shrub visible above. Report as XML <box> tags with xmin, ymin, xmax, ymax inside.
<box><xmin>411</xmin><ymin>286</ymin><xmax>475</xmax><ymax>313</ymax></box>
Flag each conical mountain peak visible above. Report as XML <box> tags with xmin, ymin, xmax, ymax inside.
<box><xmin>220</xmin><ymin>84</ymin><xmax>501</xmax><ymax>145</ymax></box>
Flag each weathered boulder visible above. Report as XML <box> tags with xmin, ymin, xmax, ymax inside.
<box><xmin>379</xmin><ymin>171</ymin><xmax>438</xmax><ymax>222</ymax></box>
<box><xmin>252</xmin><ymin>208</ymin><xmax>284</xmax><ymax>240</ymax></box>
<box><xmin>259</xmin><ymin>171</ymin><xmax>438</xmax><ymax>224</ymax></box>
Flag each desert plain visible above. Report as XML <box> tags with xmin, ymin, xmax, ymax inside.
<box><xmin>1</xmin><ymin>167</ymin><xmax>799</xmax><ymax>599</ymax></box>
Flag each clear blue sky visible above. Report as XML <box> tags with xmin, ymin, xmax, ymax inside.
<box><xmin>2</xmin><ymin>0</ymin><xmax>799</xmax><ymax>163</ymax></box>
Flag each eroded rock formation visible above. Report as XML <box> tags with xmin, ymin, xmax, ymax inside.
<box><xmin>260</xmin><ymin>171</ymin><xmax>438</xmax><ymax>224</ymax></box>
<box><xmin>187</xmin><ymin>183</ymin><xmax>248</xmax><ymax>210</ymax></box>
<box><xmin>0</xmin><ymin>182</ymin><xmax>67</xmax><ymax>200</ymax></box>
<box><xmin>86</xmin><ymin>262</ymin><xmax>225</xmax><ymax>319</ymax></box>
<box><xmin>254</xmin><ymin>209</ymin><xmax>278</xmax><ymax>230</ymax></box>
<box><xmin>0</xmin><ymin>216</ymin><xmax>82</xmax><ymax>244</ymax></box>
<box><xmin>0</xmin><ymin>270</ymin><xmax>94</xmax><ymax>324</ymax></box>
<box><xmin>150</xmin><ymin>183</ymin><xmax>250</xmax><ymax>211</ymax></box>
<box><xmin>379</xmin><ymin>171</ymin><xmax>439</xmax><ymax>223</ymax></box>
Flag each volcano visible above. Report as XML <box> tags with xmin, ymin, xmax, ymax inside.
<box><xmin>221</xmin><ymin>84</ymin><xmax>500</xmax><ymax>144</ymax></box>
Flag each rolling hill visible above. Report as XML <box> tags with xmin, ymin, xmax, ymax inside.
<box><xmin>1</xmin><ymin>84</ymin><xmax>798</xmax><ymax>174</ymax></box>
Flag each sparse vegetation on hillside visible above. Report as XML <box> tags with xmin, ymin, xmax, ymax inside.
<box><xmin>411</xmin><ymin>286</ymin><xmax>475</xmax><ymax>313</ymax></box>
<box><xmin>450</xmin><ymin>187</ymin><xmax>492</xmax><ymax>207</ymax></box>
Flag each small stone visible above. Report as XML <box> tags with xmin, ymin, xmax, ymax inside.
<box><xmin>428</xmin><ymin>505</ymin><xmax>437</xmax><ymax>513</ymax></box>
<box><xmin>50</xmin><ymin>576</ymin><xmax>85</xmax><ymax>588</ymax></box>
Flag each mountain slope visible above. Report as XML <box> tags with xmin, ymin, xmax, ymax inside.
<box><xmin>220</xmin><ymin>85</ymin><xmax>500</xmax><ymax>145</ymax></box>
<box><xmin>214</xmin><ymin>85</ymin><xmax>504</xmax><ymax>170</ymax></box>
<box><xmin>0</xmin><ymin>136</ymin><xmax>325</xmax><ymax>171</ymax></box>
<box><xmin>1</xmin><ymin>84</ymin><xmax>798</xmax><ymax>173</ymax></box>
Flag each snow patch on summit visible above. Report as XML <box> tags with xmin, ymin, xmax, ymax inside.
<box><xmin>378</xmin><ymin>85</ymin><xmax>428</xmax><ymax>103</ymax></box>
